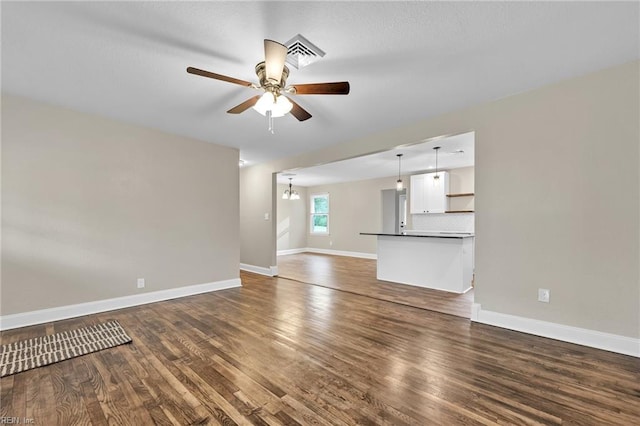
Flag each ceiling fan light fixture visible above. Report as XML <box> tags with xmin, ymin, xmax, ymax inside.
<box><xmin>253</xmin><ymin>92</ymin><xmax>293</xmax><ymax>117</ymax></box>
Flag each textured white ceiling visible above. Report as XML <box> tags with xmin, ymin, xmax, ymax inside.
<box><xmin>277</xmin><ymin>131</ymin><xmax>475</xmax><ymax>187</ymax></box>
<box><xmin>2</xmin><ymin>2</ymin><xmax>638</xmax><ymax>164</ymax></box>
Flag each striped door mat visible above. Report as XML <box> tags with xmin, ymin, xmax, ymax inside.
<box><xmin>1</xmin><ymin>320</ymin><xmax>132</xmax><ymax>377</ymax></box>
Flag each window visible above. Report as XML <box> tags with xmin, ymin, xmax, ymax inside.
<box><xmin>310</xmin><ymin>193</ymin><xmax>329</xmax><ymax>234</ymax></box>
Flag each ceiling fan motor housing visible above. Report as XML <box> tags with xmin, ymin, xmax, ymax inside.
<box><xmin>255</xmin><ymin>62</ymin><xmax>289</xmax><ymax>95</ymax></box>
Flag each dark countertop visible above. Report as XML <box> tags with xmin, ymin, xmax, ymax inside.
<box><xmin>360</xmin><ymin>231</ymin><xmax>474</xmax><ymax>239</ymax></box>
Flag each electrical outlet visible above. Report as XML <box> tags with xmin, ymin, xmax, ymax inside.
<box><xmin>538</xmin><ymin>288</ymin><xmax>550</xmax><ymax>303</ymax></box>
<box><xmin>329</xmin><ymin>240</ymin><xmax>333</xmax><ymax>246</ymax></box>
<box><xmin>137</xmin><ymin>278</ymin><xmax>145</xmax><ymax>289</ymax></box>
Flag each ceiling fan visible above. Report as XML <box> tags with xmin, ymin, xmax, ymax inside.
<box><xmin>187</xmin><ymin>39</ymin><xmax>350</xmax><ymax>129</ymax></box>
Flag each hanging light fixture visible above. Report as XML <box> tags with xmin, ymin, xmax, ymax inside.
<box><xmin>282</xmin><ymin>177</ymin><xmax>300</xmax><ymax>200</ymax></box>
<box><xmin>433</xmin><ymin>146</ymin><xmax>441</xmax><ymax>183</ymax></box>
<box><xmin>396</xmin><ymin>153</ymin><xmax>404</xmax><ymax>191</ymax></box>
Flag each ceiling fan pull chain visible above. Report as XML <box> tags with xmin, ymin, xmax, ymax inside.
<box><xmin>267</xmin><ymin>110</ymin><xmax>274</xmax><ymax>134</ymax></box>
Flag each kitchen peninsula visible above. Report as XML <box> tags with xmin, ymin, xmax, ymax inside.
<box><xmin>360</xmin><ymin>232</ymin><xmax>474</xmax><ymax>293</ymax></box>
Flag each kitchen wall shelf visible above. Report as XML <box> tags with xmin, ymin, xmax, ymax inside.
<box><xmin>446</xmin><ymin>210</ymin><xmax>474</xmax><ymax>213</ymax></box>
<box><xmin>447</xmin><ymin>193</ymin><xmax>474</xmax><ymax>197</ymax></box>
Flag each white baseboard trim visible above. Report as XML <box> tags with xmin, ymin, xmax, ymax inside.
<box><xmin>0</xmin><ymin>278</ymin><xmax>242</xmax><ymax>331</ymax></box>
<box><xmin>277</xmin><ymin>247</ymin><xmax>377</xmax><ymax>259</ymax></box>
<box><xmin>471</xmin><ymin>303</ymin><xmax>639</xmax><ymax>357</ymax></box>
<box><xmin>240</xmin><ymin>263</ymin><xmax>278</xmax><ymax>277</ymax></box>
<box><xmin>277</xmin><ymin>248</ymin><xmax>307</xmax><ymax>256</ymax></box>
<box><xmin>305</xmin><ymin>248</ymin><xmax>377</xmax><ymax>260</ymax></box>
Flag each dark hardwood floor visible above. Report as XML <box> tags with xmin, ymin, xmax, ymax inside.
<box><xmin>1</xmin><ymin>271</ymin><xmax>638</xmax><ymax>425</ymax></box>
<box><xmin>278</xmin><ymin>253</ymin><xmax>473</xmax><ymax>318</ymax></box>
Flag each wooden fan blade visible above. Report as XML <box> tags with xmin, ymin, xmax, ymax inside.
<box><xmin>227</xmin><ymin>95</ymin><xmax>261</xmax><ymax>114</ymax></box>
<box><xmin>187</xmin><ymin>67</ymin><xmax>253</xmax><ymax>87</ymax></box>
<box><xmin>264</xmin><ymin>39</ymin><xmax>288</xmax><ymax>83</ymax></box>
<box><xmin>285</xmin><ymin>96</ymin><xmax>312</xmax><ymax>121</ymax></box>
<box><xmin>291</xmin><ymin>82</ymin><xmax>350</xmax><ymax>95</ymax></box>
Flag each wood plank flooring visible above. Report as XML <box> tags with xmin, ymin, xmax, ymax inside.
<box><xmin>278</xmin><ymin>253</ymin><xmax>473</xmax><ymax>318</ymax></box>
<box><xmin>1</xmin><ymin>272</ymin><xmax>638</xmax><ymax>425</ymax></box>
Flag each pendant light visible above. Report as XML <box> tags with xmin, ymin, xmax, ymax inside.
<box><xmin>396</xmin><ymin>154</ymin><xmax>404</xmax><ymax>191</ymax></box>
<box><xmin>282</xmin><ymin>178</ymin><xmax>300</xmax><ymax>200</ymax></box>
<box><xmin>433</xmin><ymin>146</ymin><xmax>441</xmax><ymax>184</ymax></box>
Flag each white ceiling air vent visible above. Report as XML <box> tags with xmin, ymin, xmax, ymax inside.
<box><xmin>284</xmin><ymin>34</ymin><xmax>325</xmax><ymax>70</ymax></box>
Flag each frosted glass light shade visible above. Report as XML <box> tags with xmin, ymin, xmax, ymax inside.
<box><xmin>282</xmin><ymin>189</ymin><xmax>300</xmax><ymax>200</ymax></box>
<box><xmin>253</xmin><ymin>93</ymin><xmax>293</xmax><ymax>117</ymax></box>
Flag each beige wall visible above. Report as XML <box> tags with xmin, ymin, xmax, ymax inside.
<box><xmin>240</xmin><ymin>61</ymin><xmax>639</xmax><ymax>338</ymax></box>
<box><xmin>305</xmin><ymin>176</ymin><xmax>401</xmax><ymax>254</ymax></box>
<box><xmin>240</xmin><ymin>165</ymin><xmax>277</xmax><ymax>268</ymax></box>
<box><xmin>276</xmin><ymin>184</ymin><xmax>307</xmax><ymax>251</ymax></box>
<box><xmin>1</xmin><ymin>95</ymin><xmax>240</xmax><ymax>315</ymax></box>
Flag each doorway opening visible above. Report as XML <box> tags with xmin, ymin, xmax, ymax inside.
<box><xmin>274</xmin><ymin>131</ymin><xmax>475</xmax><ymax>318</ymax></box>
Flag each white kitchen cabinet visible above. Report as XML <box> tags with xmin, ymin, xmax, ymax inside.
<box><xmin>410</xmin><ymin>171</ymin><xmax>448</xmax><ymax>214</ymax></box>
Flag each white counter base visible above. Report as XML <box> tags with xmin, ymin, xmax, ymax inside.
<box><xmin>376</xmin><ymin>235</ymin><xmax>474</xmax><ymax>293</ymax></box>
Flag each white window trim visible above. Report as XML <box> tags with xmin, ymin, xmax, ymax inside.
<box><xmin>309</xmin><ymin>193</ymin><xmax>330</xmax><ymax>235</ymax></box>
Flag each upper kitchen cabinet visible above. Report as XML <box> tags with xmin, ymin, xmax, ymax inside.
<box><xmin>410</xmin><ymin>171</ymin><xmax>449</xmax><ymax>214</ymax></box>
